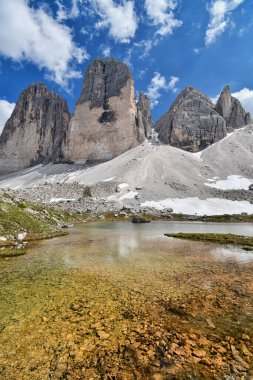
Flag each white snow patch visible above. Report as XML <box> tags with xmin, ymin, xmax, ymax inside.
<box><xmin>192</xmin><ymin>151</ymin><xmax>202</xmax><ymax>159</ymax></box>
<box><xmin>50</xmin><ymin>198</ymin><xmax>76</xmax><ymax>203</ymax></box>
<box><xmin>205</xmin><ymin>175</ymin><xmax>252</xmax><ymax>190</ymax></box>
<box><xmin>119</xmin><ymin>191</ymin><xmax>138</xmax><ymax>200</ymax></box>
<box><xmin>116</xmin><ymin>183</ymin><xmax>129</xmax><ymax>192</ymax></box>
<box><xmin>102</xmin><ymin>177</ymin><xmax>115</xmax><ymax>182</ymax></box>
<box><xmin>141</xmin><ymin>197</ymin><xmax>253</xmax><ymax>216</ymax></box>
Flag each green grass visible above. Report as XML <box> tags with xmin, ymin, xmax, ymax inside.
<box><xmin>0</xmin><ymin>193</ymin><xmax>88</xmax><ymax>248</ymax></box>
<box><xmin>165</xmin><ymin>233</ymin><xmax>253</xmax><ymax>247</ymax></box>
<box><xmin>169</xmin><ymin>213</ymin><xmax>253</xmax><ymax>223</ymax></box>
<box><xmin>0</xmin><ymin>247</ymin><xmax>27</xmax><ymax>258</ymax></box>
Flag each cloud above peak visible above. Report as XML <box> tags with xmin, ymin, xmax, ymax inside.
<box><xmin>145</xmin><ymin>0</ymin><xmax>182</xmax><ymax>36</ymax></box>
<box><xmin>91</xmin><ymin>0</ymin><xmax>137</xmax><ymax>43</ymax></box>
<box><xmin>205</xmin><ymin>0</ymin><xmax>245</xmax><ymax>45</ymax></box>
<box><xmin>0</xmin><ymin>100</ymin><xmax>15</xmax><ymax>135</ymax></box>
<box><xmin>147</xmin><ymin>72</ymin><xmax>179</xmax><ymax>107</ymax></box>
<box><xmin>0</xmin><ymin>0</ymin><xmax>88</xmax><ymax>89</ymax></box>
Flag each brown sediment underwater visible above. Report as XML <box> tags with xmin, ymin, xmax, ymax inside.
<box><xmin>0</xmin><ymin>222</ymin><xmax>252</xmax><ymax>379</ymax></box>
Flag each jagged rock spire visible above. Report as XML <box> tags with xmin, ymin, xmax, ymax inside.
<box><xmin>215</xmin><ymin>85</ymin><xmax>251</xmax><ymax>132</ymax></box>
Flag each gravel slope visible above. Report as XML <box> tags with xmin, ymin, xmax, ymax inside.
<box><xmin>0</xmin><ymin>125</ymin><xmax>252</xmax><ymax>215</ymax></box>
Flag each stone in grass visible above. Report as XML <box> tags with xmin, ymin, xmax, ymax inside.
<box><xmin>132</xmin><ymin>215</ymin><xmax>150</xmax><ymax>224</ymax></box>
<box><xmin>17</xmin><ymin>232</ymin><xmax>27</xmax><ymax>241</ymax></box>
<box><xmin>62</xmin><ymin>224</ymin><xmax>74</xmax><ymax>229</ymax></box>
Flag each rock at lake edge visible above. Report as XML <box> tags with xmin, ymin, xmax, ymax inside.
<box><xmin>132</xmin><ymin>215</ymin><xmax>151</xmax><ymax>224</ymax></box>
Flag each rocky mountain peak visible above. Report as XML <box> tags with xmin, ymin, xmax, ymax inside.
<box><xmin>155</xmin><ymin>86</ymin><xmax>227</xmax><ymax>152</ymax></box>
<box><xmin>78</xmin><ymin>57</ymin><xmax>132</xmax><ymax>110</ymax></box>
<box><xmin>63</xmin><ymin>57</ymin><xmax>146</xmax><ymax>164</ymax></box>
<box><xmin>0</xmin><ymin>83</ymin><xmax>70</xmax><ymax>173</ymax></box>
<box><xmin>215</xmin><ymin>85</ymin><xmax>251</xmax><ymax>131</ymax></box>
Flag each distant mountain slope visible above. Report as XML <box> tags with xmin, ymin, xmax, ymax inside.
<box><xmin>155</xmin><ymin>86</ymin><xmax>251</xmax><ymax>152</ymax></box>
<box><xmin>0</xmin><ymin>126</ymin><xmax>252</xmax><ymax>214</ymax></box>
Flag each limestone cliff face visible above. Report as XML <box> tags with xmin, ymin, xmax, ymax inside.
<box><xmin>136</xmin><ymin>93</ymin><xmax>153</xmax><ymax>139</ymax></box>
<box><xmin>215</xmin><ymin>85</ymin><xmax>251</xmax><ymax>132</ymax></box>
<box><xmin>0</xmin><ymin>83</ymin><xmax>70</xmax><ymax>173</ymax></box>
<box><xmin>155</xmin><ymin>87</ymin><xmax>227</xmax><ymax>152</ymax></box>
<box><xmin>63</xmin><ymin>58</ymin><xmax>145</xmax><ymax>164</ymax></box>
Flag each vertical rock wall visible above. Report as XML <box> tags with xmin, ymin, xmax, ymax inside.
<box><xmin>63</xmin><ymin>58</ymin><xmax>146</xmax><ymax>164</ymax></box>
<box><xmin>0</xmin><ymin>83</ymin><xmax>70</xmax><ymax>173</ymax></box>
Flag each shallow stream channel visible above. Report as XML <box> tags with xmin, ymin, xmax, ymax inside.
<box><xmin>0</xmin><ymin>221</ymin><xmax>253</xmax><ymax>379</ymax></box>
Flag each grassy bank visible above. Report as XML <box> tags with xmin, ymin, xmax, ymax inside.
<box><xmin>165</xmin><ymin>232</ymin><xmax>253</xmax><ymax>248</ymax></box>
<box><xmin>0</xmin><ymin>193</ymin><xmax>88</xmax><ymax>254</ymax></box>
<box><xmin>98</xmin><ymin>212</ymin><xmax>253</xmax><ymax>223</ymax></box>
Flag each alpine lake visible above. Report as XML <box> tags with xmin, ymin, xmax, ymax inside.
<box><xmin>0</xmin><ymin>221</ymin><xmax>252</xmax><ymax>379</ymax></box>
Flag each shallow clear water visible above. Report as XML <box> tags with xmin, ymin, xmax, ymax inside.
<box><xmin>0</xmin><ymin>222</ymin><xmax>252</xmax><ymax>379</ymax></box>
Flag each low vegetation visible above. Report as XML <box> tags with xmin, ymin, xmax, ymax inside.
<box><xmin>165</xmin><ymin>232</ymin><xmax>253</xmax><ymax>247</ymax></box>
<box><xmin>169</xmin><ymin>213</ymin><xmax>253</xmax><ymax>223</ymax></box>
<box><xmin>0</xmin><ymin>192</ymin><xmax>88</xmax><ymax>253</ymax></box>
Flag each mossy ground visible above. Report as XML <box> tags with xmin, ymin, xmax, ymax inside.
<box><xmin>165</xmin><ymin>232</ymin><xmax>253</xmax><ymax>247</ymax></box>
<box><xmin>169</xmin><ymin>213</ymin><xmax>253</xmax><ymax>223</ymax></box>
<box><xmin>98</xmin><ymin>212</ymin><xmax>253</xmax><ymax>223</ymax></box>
<box><xmin>0</xmin><ymin>247</ymin><xmax>27</xmax><ymax>257</ymax></box>
<box><xmin>0</xmin><ymin>193</ymin><xmax>88</xmax><ymax>250</ymax></box>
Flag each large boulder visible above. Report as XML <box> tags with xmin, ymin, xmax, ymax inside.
<box><xmin>215</xmin><ymin>85</ymin><xmax>251</xmax><ymax>132</ymax></box>
<box><xmin>155</xmin><ymin>86</ymin><xmax>227</xmax><ymax>152</ymax></box>
<box><xmin>63</xmin><ymin>58</ymin><xmax>146</xmax><ymax>164</ymax></box>
<box><xmin>0</xmin><ymin>83</ymin><xmax>70</xmax><ymax>173</ymax></box>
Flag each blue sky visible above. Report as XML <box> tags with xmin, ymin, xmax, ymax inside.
<box><xmin>0</xmin><ymin>0</ymin><xmax>253</xmax><ymax>132</ymax></box>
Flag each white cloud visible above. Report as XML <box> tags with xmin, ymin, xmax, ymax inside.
<box><xmin>0</xmin><ymin>0</ymin><xmax>88</xmax><ymax>89</ymax></box>
<box><xmin>145</xmin><ymin>0</ymin><xmax>182</xmax><ymax>36</ymax></box>
<box><xmin>124</xmin><ymin>39</ymin><xmax>154</xmax><ymax>68</ymax></box>
<box><xmin>91</xmin><ymin>0</ymin><xmax>137</xmax><ymax>43</ymax></box>
<box><xmin>0</xmin><ymin>100</ymin><xmax>15</xmax><ymax>135</ymax></box>
<box><xmin>194</xmin><ymin>48</ymin><xmax>200</xmax><ymax>54</ymax></box>
<box><xmin>168</xmin><ymin>76</ymin><xmax>180</xmax><ymax>92</ymax></box>
<box><xmin>205</xmin><ymin>0</ymin><xmax>245</xmax><ymax>45</ymax></box>
<box><xmin>147</xmin><ymin>72</ymin><xmax>179</xmax><ymax>107</ymax></box>
<box><xmin>102</xmin><ymin>46</ymin><xmax>111</xmax><ymax>57</ymax></box>
<box><xmin>138</xmin><ymin>69</ymin><xmax>147</xmax><ymax>79</ymax></box>
<box><xmin>133</xmin><ymin>40</ymin><xmax>154</xmax><ymax>59</ymax></box>
<box><xmin>55</xmin><ymin>0</ymin><xmax>80</xmax><ymax>21</ymax></box>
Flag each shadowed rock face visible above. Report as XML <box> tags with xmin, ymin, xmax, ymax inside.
<box><xmin>215</xmin><ymin>85</ymin><xmax>251</xmax><ymax>132</ymax></box>
<box><xmin>0</xmin><ymin>83</ymin><xmax>70</xmax><ymax>173</ymax></box>
<box><xmin>155</xmin><ymin>87</ymin><xmax>227</xmax><ymax>152</ymax></box>
<box><xmin>63</xmin><ymin>58</ymin><xmax>145</xmax><ymax>164</ymax></box>
<box><xmin>136</xmin><ymin>93</ymin><xmax>153</xmax><ymax>139</ymax></box>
